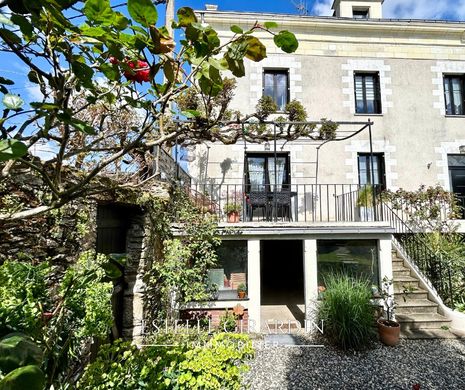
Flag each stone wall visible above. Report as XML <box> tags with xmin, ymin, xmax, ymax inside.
<box><xmin>0</xmin><ymin>167</ymin><xmax>170</xmax><ymax>342</ymax></box>
<box><xmin>0</xmin><ymin>169</ymin><xmax>97</xmax><ymax>265</ymax></box>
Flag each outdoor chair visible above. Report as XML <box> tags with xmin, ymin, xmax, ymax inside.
<box><xmin>272</xmin><ymin>191</ymin><xmax>292</xmax><ymax>221</ymax></box>
<box><xmin>248</xmin><ymin>191</ymin><xmax>270</xmax><ymax>221</ymax></box>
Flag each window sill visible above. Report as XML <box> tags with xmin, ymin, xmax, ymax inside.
<box><xmin>354</xmin><ymin>113</ymin><xmax>384</xmax><ymax>117</ymax></box>
<box><xmin>445</xmin><ymin>115</ymin><xmax>465</xmax><ymax>118</ymax></box>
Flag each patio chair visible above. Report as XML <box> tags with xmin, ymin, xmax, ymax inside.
<box><xmin>248</xmin><ymin>191</ymin><xmax>270</xmax><ymax>221</ymax></box>
<box><xmin>272</xmin><ymin>191</ymin><xmax>292</xmax><ymax>221</ymax></box>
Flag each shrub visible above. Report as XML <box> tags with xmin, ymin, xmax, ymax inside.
<box><xmin>219</xmin><ymin>309</ymin><xmax>237</xmax><ymax>332</ymax></box>
<box><xmin>318</xmin><ymin>274</ymin><xmax>375</xmax><ymax>350</ymax></box>
<box><xmin>78</xmin><ymin>333</ymin><xmax>254</xmax><ymax>390</ymax></box>
<box><xmin>0</xmin><ymin>261</ymin><xmax>50</xmax><ymax>338</ymax></box>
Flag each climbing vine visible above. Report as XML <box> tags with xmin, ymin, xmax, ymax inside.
<box><xmin>139</xmin><ymin>186</ymin><xmax>221</xmax><ymax>327</ymax></box>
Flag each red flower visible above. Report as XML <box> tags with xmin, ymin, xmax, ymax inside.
<box><xmin>109</xmin><ymin>56</ymin><xmax>118</xmax><ymax>64</ymax></box>
<box><xmin>123</xmin><ymin>59</ymin><xmax>151</xmax><ymax>83</ymax></box>
<box><xmin>412</xmin><ymin>384</ymin><xmax>421</xmax><ymax>390</ymax></box>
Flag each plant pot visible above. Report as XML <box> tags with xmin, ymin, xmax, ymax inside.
<box><xmin>237</xmin><ymin>291</ymin><xmax>246</xmax><ymax>299</ymax></box>
<box><xmin>227</xmin><ymin>211</ymin><xmax>240</xmax><ymax>223</ymax></box>
<box><xmin>358</xmin><ymin>206</ymin><xmax>374</xmax><ymax>222</ymax></box>
<box><xmin>377</xmin><ymin>318</ymin><xmax>400</xmax><ymax>346</ymax></box>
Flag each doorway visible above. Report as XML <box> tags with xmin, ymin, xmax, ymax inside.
<box><xmin>260</xmin><ymin>240</ymin><xmax>305</xmax><ymax>330</ymax></box>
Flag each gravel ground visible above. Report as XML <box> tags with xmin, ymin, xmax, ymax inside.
<box><xmin>242</xmin><ymin>338</ymin><xmax>465</xmax><ymax>390</ymax></box>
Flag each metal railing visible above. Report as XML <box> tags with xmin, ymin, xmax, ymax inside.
<box><xmin>380</xmin><ymin>203</ymin><xmax>455</xmax><ymax>306</ymax></box>
<box><xmin>184</xmin><ymin>182</ymin><xmax>456</xmax><ymax>305</ymax></box>
<box><xmin>188</xmin><ymin>183</ymin><xmax>384</xmax><ymax>223</ymax></box>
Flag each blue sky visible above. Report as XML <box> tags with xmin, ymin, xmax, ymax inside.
<box><xmin>179</xmin><ymin>0</ymin><xmax>465</xmax><ymax>21</ymax></box>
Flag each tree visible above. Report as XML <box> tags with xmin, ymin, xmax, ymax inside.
<box><xmin>0</xmin><ymin>0</ymin><xmax>300</xmax><ymax>220</ymax></box>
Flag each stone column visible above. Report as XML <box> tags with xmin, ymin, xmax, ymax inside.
<box><xmin>247</xmin><ymin>239</ymin><xmax>261</xmax><ymax>332</ymax></box>
<box><xmin>378</xmin><ymin>234</ymin><xmax>394</xmax><ymax>289</ymax></box>
<box><xmin>304</xmin><ymin>239</ymin><xmax>318</xmax><ymax>321</ymax></box>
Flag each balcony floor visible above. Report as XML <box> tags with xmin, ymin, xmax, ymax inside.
<box><xmin>216</xmin><ymin>221</ymin><xmax>394</xmax><ymax>236</ymax></box>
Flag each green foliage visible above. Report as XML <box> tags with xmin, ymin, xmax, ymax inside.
<box><xmin>255</xmin><ymin>95</ymin><xmax>278</xmax><ymax>120</ymax></box>
<box><xmin>224</xmin><ymin>202</ymin><xmax>241</xmax><ymax>214</ymax></box>
<box><xmin>285</xmin><ymin>100</ymin><xmax>307</xmax><ymax>122</ymax></box>
<box><xmin>0</xmin><ymin>253</ymin><xmax>116</xmax><ymax>387</ymax></box>
<box><xmin>0</xmin><ymin>365</ymin><xmax>45</xmax><ymax>390</ymax></box>
<box><xmin>237</xmin><ymin>283</ymin><xmax>247</xmax><ymax>293</ymax></box>
<box><xmin>318</xmin><ymin>274</ymin><xmax>376</xmax><ymax>350</ymax></box>
<box><xmin>0</xmin><ymin>139</ymin><xmax>27</xmax><ymax>162</ymax></box>
<box><xmin>145</xmin><ymin>188</ymin><xmax>221</xmax><ymax>322</ymax></box>
<box><xmin>382</xmin><ymin>185</ymin><xmax>461</xmax><ymax>231</ymax></box>
<box><xmin>419</xmin><ymin>232</ymin><xmax>465</xmax><ymax>304</ymax></box>
<box><xmin>0</xmin><ymin>1</ymin><xmax>298</xmax><ymax>221</ymax></box>
<box><xmin>0</xmin><ymin>261</ymin><xmax>50</xmax><ymax>338</ymax></box>
<box><xmin>177</xmin><ymin>333</ymin><xmax>254</xmax><ymax>389</ymax></box>
<box><xmin>383</xmin><ymin>185</ymin><xmax>465</xmax><ymax>305</ymax></box>
<box><xmin>273</xmin><ymin>30</ymin><xmax>299</xmax><ymax>53</ymax></box>
<box><xmin>77</xmin><ymin>333</ymin><xmax>253</xmax><ymax>390</ymax></box>
<box><xmin>318</xmin><ymin>118</ymin><xmax>338</xmax><ymax>140</ymax></box>
<box><xmin>218</xmin><ymin>310</ymin><xmax>237</xmax><ymax>332</ymax></box>
<box><xmin>127</xmin><ymin>0</ymin><xmax>158</xmax><ymax>27</ymax></box>
<box><xmin>357</xmin><ymin>185</ymin><xmax>374</xmax><ymax>208</ymax></box>
<box><xmin>0</xmin><ymin>333</ymin><xmax>42</xmax><ymax>375</ymax></box>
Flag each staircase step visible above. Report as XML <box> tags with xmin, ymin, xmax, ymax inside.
<box><xmin>397</xmin><ymin>313</ymin><xmax>451</xmax><ymax>330</ymax></box>
<box><xmin>394</xmin><ymin>291</ymin><xmax>429</xmax><ymax>301</ymax></box>
<box><xmin>393</xmin><ymin>269</ymin><xmax>411</xmax><ymax>277</ymax></box>
<box><xmin>394</xmin><ymin>284</ymin><xmax>427</xmax><ymax>294</ymax></box>
<box><xmin>396</xmin><ymin>299</ymin><xmax>438</xmax><ymax>314</ymax></box>
<box><xmin>401</xmin><ymin>328</ymin><xmax>460</xmax><ymax>339</ymax></box>
<box><xmin>393</xmin><ymin>275</ymin><xmax>419</xmax><ymax>283</ymax></box>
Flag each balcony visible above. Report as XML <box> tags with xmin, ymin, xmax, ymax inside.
<box><xmin>187</xmin><ymin>183</ymin><xmax>386</xmax><ymax>226</ymax></box>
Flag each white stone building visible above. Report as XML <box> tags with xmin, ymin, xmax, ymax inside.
<box><xmin>180</xmin><ymin>0</ymin><xmax>465</xmax><ymax>336</ymax></box>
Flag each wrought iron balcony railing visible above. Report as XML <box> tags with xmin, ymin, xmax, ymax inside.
<box><xmin>187</xmin><ymin>183</ymin><xmax>385</xmax><ymax>223</ymax></box>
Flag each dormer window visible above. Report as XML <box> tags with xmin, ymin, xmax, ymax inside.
<box><xmin>353</xmin><ymin>8</ymin><xmax>369</xmax><ymax>19</ymax></box>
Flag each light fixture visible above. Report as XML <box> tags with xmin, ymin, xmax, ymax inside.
<box><xmin>264</xmin><ymin>142</ymin><xmax>271</xmax><ymax>151</ymax></box>
<box><xmin>459</xmin><ymin>145</ymin><xmax>465</xmax><ymax>154</ymax></box>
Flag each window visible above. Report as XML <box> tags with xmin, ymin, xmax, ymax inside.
<box><xmin>448</xmin><ymin>154</ymin><xmax>465</xmax><ymax>218</ymax></box>
<box><xmin>317</xmin><ymin>240</ymin><xmax>379</xmax><ymax>289</ymax></box>
<box><xmin>443</xmin><ymin>75</ymin><xmax>465</xmax><ymax>115</ymax></box>
<box><xmin>354</xmin><ymin>72</ymin><xmax>382</xmax><ymax>114</ymax></box>
<box><xmin>245</xmin><ymin>152</ymin><xmax>290</xmax><ymax>192</ymax></box>
<box><xmin>208</xmin><ymin>241</ymin><xmax>248</xmax><ymax>300</ymax></box>
<box><xmin>353</xmin><ymin>8</ymin><xmax>369</xmax><ymax>19</ymax></box>
<box><xmin>263</xmin><ymin>69</ymin><xmax>289</xmax><ymax>111</ymax></box>
<box><xmin>358</xmin><ymin>153</ymin><xmax>385</xmax><ymax>189</ymax></box>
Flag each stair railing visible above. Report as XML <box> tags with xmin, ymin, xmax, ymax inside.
<box><xmin>380</xmin><ymin>202</ymin><xmax>454</xmax><ymax>306</ymax></box>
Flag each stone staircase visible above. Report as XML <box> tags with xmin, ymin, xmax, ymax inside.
<box><xmin>392</xmin><ymin>249</ymin><xmax>457</xmax><ymax>339</ymax></box>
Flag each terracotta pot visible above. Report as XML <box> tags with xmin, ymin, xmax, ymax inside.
<box><xmin>227</xmin><ymin>211</ymin><xmax>240</xmax><ymax>223</ymax></box>
<box><xmin>237</xmin><ymin>291</ymin><xmax>246</xmax><ymax>299</ymax></box>
<box><xmin>377</xmin><ymin>318</ymin><xmax>400</xmax><ymax>346</ymax></box>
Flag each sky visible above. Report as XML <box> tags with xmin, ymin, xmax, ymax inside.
<box><xmin>177</xmin><ymin>0</ymin><xmax>465</xmax><ymax>21</ymax></box>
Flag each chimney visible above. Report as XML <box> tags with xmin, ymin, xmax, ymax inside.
<box><xmin>332</xmin><ymin>0</ymin><xmax>384</xmax><ymax>19</ymax></box>
<box><xmin>205</xmin><ymin>4</ymin><xmax>218</xmax><ymax>11</ymax></box>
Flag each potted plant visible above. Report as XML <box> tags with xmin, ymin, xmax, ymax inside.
<box><xmin>224</xmin><ymin>202</ymin><xmax>241</xmax><ymax>223</ymax></box>
<box><xmin>237</xmin><ymin>283</ymin><xmax>247</xmax><ymax>299</ymax></box>
<box><xmin>357</xmin><ymin>185</ymin><xmax>375</xmax><ymax>221</ymax></box>
<box><xmin>377</xmin><ymin>277</ymin><xmax>401</xmax><ymax>346</ymax></box>
<box><xmin>219</xmin><ymin>309</ymin><xmax>237</xmax><ymax>332</ymax></box>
